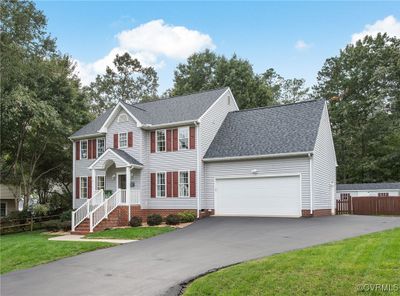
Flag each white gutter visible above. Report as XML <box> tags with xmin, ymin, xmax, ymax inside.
<box><xmin>203</xmin><ymin>151</ymin><xmax>313</xmax><ymax>162</ymax></box>
<box><xmin>140</xmin><ymin>119</ymin><xmax>198</xmax><ymax>130</ymax></box>
<box><xmin>195</xmin><ymin>122</ymin><xmax>201</xmax><ymax>218</ymax></box>
<box><xmin>308</xmin><ymin>153</ymin><xmax>313</xmax><ymax>215</ymax></box>
<box><xmin>69</xmin><ymin>133</ymin><xmax>105</xmax><ymax>141</ymax></box>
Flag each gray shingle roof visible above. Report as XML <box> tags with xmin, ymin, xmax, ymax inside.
<box><xmin>71</xmin><ymin>87</ymin><xmax>228</xmax><ymax>138</ymax></box>
<box><xmin>110</xmin><ymin>148</ymin><xmax>143</xmax><ymax>166</ymax></box>
<box><xmin>71</xmin><ymin>108</ymin><xmax>113</xmax><ymax>138</ymax></box>
<box><xmin>337</xmin><ymin>183</ymin><xmax>400</xmax><ymax>191</ymax></box>
<box><xmin>204</xmin><ymin>99</ymin><xmax>326</xmax><ymax>159</ymax></box>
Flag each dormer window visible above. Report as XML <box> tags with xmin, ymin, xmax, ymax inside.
<box><xmin>118</xmin><ymin>113</ymin><xmax>128</xmax><ymax>123</ymax></box>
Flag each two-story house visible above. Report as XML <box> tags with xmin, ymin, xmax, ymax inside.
<box><xmin>70</xmin><ymin>87</ymin><xmax>337</xmax><ymax>233</ymax></box>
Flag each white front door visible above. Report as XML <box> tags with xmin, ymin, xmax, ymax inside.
<box><xmin>215</xmin><ymin>175</ymin><xmax>301</xmax><ymax>217</ymax></box>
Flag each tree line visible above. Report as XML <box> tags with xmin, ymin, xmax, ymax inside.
<box><xmin>1</xmin><ymin>0</ymin><xmax>399</xmax><ymax>211</ymax></box>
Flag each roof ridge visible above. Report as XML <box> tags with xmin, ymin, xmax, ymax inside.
<box><xmin>231</xmin><ymin>99</ymin><xmax>325</xmax><ymax>113</ymax></box>
<box><xmin>125</xmin><ymin>86</ymin><xmax>229</xmax><ymax>108</ymax></box>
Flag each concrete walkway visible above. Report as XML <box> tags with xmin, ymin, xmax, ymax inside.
<box><xmin>2</xmin><ymin>215</ymin><xmax>400</xmax><ymax>296</ymax></box>
<box><xmin>48</xmin><ymin>234</ymin><xmax>136</xmax><ymax>244</ymax></box>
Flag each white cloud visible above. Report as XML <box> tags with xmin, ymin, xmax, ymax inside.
<box><xmin>75</xmin><ymin>19</ymin><xmax>215</xmax><ymax>85</ymax></box>
<box><xmin>294</xmin><ymin>40</ymin><xmax>312</xmax><ymax>50</ymax></box>
<box><xmin>351</xmin><ymin>15</ymin><xmax>400</xmax><ymax>43</ymax></box>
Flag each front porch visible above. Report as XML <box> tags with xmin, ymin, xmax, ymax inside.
<box><xmin>72</xmin><ymin>148</ymin><xmax>144</xmax><ymax>233</ymax></box>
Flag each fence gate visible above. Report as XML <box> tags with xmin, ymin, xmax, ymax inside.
<box><xmin>336</xmin><ymin>197</ymin><xmax>352</xmax><ymax>215</ymax></box>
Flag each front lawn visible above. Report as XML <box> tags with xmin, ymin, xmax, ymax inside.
<box><xmin>0</xmin><ymin>231</ymin><xmax>113</xmax><ymax>274</ymax></box>
<box><xmin>85</xmin><ymin>226</ymin><xmax>175</xmax><ymax>240</ymax></box>
<box><xmin>185</xmin><ymin>228</ymin><xmax>400</xmax><ymax>296</ymax></box>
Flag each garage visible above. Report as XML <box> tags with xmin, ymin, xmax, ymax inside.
<box><xmin>215</xmin><ymin>175</ymin><xmax>301</xmax><ymax>217</ymax></box>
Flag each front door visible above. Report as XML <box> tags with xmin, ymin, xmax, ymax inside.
<box><xmin>117</xmin><ymin>174</ymin><xmax>126</xmax><ymax>190</ymax></box>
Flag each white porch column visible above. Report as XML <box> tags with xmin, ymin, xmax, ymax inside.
<box><xmin>126</xmin><ymin>166</ymin><xmax>131</xmax><ymax>222</ymax></box>
<box><xmin>91</xmin><ymin>169</ymin><xmax>96</xmax><ymax>197</ymax></box>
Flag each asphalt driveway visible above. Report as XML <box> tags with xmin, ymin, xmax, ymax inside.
<box><xmin>2</xmin><ymin>215</ymin><xmax>400</xmax><ymax>296</ymax></box>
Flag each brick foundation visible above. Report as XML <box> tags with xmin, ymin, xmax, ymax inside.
<box><xmin>302</xmin><ymin>209</ymin><xmax>333</xmax><ymax>217</ymax></box>
<box><xmin>199</xmin><ymin>209</ymin><xmax>214</xmax><ymax>218</ymax></box>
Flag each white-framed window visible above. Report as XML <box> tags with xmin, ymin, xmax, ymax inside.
<box><xmin>80</xmin><ymin>140</ymin><xmax>88</xmax><ymax>159</ymax></box>
<box><xmin>119</xmin><ymin>132</ymin><xmax>127</xmax><ymax>148</ymax></box>
<box><xmin>97</xmin><ymin>138</ymin><xmax>105</xmax><ymax>157</ymax></box>
<box><xmin>97</xmin><ymin>176</ymin><xmax>105</xmax><ymax>191</ymax></box>
<box><xmin>179</xmin><ymin>171</ymin><xmax>189</xmax><ymax>197</ymax></box>
<box><xmin>178</xmin><ymin>127</ymin><xmax>189</xmax><ymax>150</ymax></box>
<box><xmin>156</xmin><ymin>130</ymin><xmax>166</xmax><ymax>152</ymax></box>
<box><xmin>156</xmin><ymin>172</ymin><xmax>166</xmax><ymax>197</ymax></box>
<box><xmin>0</xmin><ymin>202</ymin><xmax>6</xmax><ymax>217</ymax></box>
<box><xmin>118</xmin><ymin>113</ymin><xmax>128</xmax><ymax>123</ymax></box>
<box><xmin>80</xmin><ymin>177</ymin><xmax>88</xmax><ymax>199</ymax></box>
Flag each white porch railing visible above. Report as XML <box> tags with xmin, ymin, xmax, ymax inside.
<box><xmin>72</xmin><ymin>189</ymin><xmax>141</xmax><ymax>232</ymax></box>
<box><xmin>71</xmin><ymin>190</ymin><xmax>104</xmax><ymax>231</ymax></box>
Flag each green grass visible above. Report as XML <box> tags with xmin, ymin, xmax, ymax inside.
<box><xmin>0</xmin><ymin>231</ymin><xmax>113</xmax><ymax>274</ymax></box>
<box><xmin>185</xmin><ymin>228</ymin><xmax>400</xmax><ymax>296</ymax></box>
<box><xmin>85</xmin><ymin>226</ymin><xmax>175</xmax><ymax>240</ymax></box>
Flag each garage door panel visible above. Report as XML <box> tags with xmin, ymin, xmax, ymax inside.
<box><xmin>215</xmin><ymin>175</ymin><xmax>301</xmax><ymax>217</ymax></box>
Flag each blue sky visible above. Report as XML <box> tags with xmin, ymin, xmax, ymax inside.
<box><xmin>35</xmin><ymin>1</ymin><xmax>400</xmax><ymax>94</ymax></box>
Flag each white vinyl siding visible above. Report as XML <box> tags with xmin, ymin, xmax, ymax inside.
<box><xmin>204</xmin><ymin>157</ymin><xmax>310</xmax><ymax>210</ymax></box>
<box><xmin>312</xmin><ymin>103</ymin><xmax>336</xmax><ymax>211</ymax></box>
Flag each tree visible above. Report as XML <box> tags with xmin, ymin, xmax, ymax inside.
<box><xmin>261</xmin><ymin>69</ymin><xmax>310</xmax><ymax>104</ymax></box>
<box><xmin>86</xmin><ymin>53</ymin><xmax>159</xmax><ymax>115</ymax></box>
<box><xmin>0</xmin><ymin>0</ymin><xmax>91</xmax><ymax>209</ymax></box>
<box><xmin>168</xmin><ymin>50</ymin><xmax>276</xmax><ymax>109</ymax></box>
<box><xmin>168</xmin><ymin>50</ymin><xmax>309</xmax><ymax>109</ymax></box>
<box><xmin>314</xmin><ymin>33</ymin><xmax>400</xmax><ymax>183</ymax></box>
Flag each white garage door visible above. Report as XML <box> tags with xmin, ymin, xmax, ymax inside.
<box><xmin>215</xmin><ymin>175</ymin><xmax>301</xmax><ymax>217</ymax></box>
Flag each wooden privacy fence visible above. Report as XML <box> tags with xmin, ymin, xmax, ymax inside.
<box><xmin>336</xmin><ymin>196</ymin><xmax>400</xmax><ymax>215</ymax></box>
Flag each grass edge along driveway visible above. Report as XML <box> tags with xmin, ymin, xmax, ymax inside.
<box><xmin>0</xmin><ymin>231</ymin><xmax>113</xmax><ymax>274</ymax></box>
<box><xmin>184</xmin><ymin>227</ymin><xmax>400</xmax><ymax>296</ymax></box>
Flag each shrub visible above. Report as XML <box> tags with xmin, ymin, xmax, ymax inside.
<box><xmin>32</xmin><ymin>204</ymin><xmax>49</xmax><ymax>217</ymax></box>
<box><xmin>60</xmin><ymin>210</ymin><xmax>72</xmax><ymax>222</ymax></box>
<box><xmin>6</xmin><ymin>210</ymin><xmax>31</xmax><ymax>221</ymax></box>
<box><xmin>165</xmin><ymin>214</ymin><xmax>180</xmax><ymax>225</ymax></box>
<box><xmin>178</xmin><ymin>211</ymin><xmax>196</xmax><ymax>223</ymax></box>
<box><xmin>129</xmin><ymin>216</ymin><xmax>142</xmax><ymax>227</ymax></box>
<box><xmin>147</xmin><ymin>214</ymin><xmax>162</xmax><ymax>226</ymax></box>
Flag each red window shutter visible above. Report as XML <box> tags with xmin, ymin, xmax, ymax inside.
<box><xmin>166</xmin><ymin>172</ymin><xmax>172</xmax><ymax>197</ymax></box>
<box><xmin>172</xmin><ymin>172</ymin><xmax>178</xmax><ymax>197</ymax></box>
<box><xmin>150</xmin><ymin>131</ymin><xmax>156</xmax><ymax>153</ymax></box>
<box><xmin>114</xmin><ymin>134</ymin><xmax>118</xmax><ymax>148</ymax></box>
<box><xmin>75</xmin><ymin>177</ymin><xmax>80</xmax><ymax>198</ymax></box>
<box><xmin>190</xmin><ymin>171</ymin><xmax>196</xmax><ymax>197</ymax></box>
<box><xmin>190</xmin><ymin>127</ymin><xmax>196</xmax><ymax>149</ymax></box>
<box><xmin>88</xmin><ymin>176</ymin><xmax>92</xmax><ymax>199</ymax></box>
<box><xmin>166</xmin><ymin>130</ymin><xmax>172</xmax><ymax>152</ymax></box>
<box><xmin>128</xmin><ymin>132</ymin><xmax>133</xmax><ymax>148</ymax></box>
<box><xmin>75</xmin><ymin>141</ymin><xmax>80</xmax><ymax>160</ymax></box>
<box><xmin>172</xmin><ymin>129</ymin><xmax>178</xmax><ymax>151</ymax></box>
<box><xmin>150</xmin><ymin>173</ymin><xmax>156</xmax><ymax>198</ymax></box>
<box><xmin>92</xmin><ymin>139</ymin><xmax>97</xmax><ymax>158</ymax></box>
<box><xmin>88</xmin><ymin>140</ymin><xmax>92</xmax><ymax>159</ymax></box>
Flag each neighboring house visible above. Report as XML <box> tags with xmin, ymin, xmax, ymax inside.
<box><xmin>336</xmin><ymin>183</ymin><xmax>400</xmax><ymax>200</ymax></box>
<box><xmin>70</xmin><ymin>87</ymin><xmax>336</xmax><ymax>233</ymax></box>
<box><xmin>0</xmin><ymin>184</ymin><xmax>18</xmax><ymax>217</ymax></box>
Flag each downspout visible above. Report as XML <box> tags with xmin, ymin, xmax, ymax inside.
<box><xmin>308</xmin><ymin>153</ymin><xmax>313</xmax><ymax>215</ymax></box>
<box><xmin>71</xmin><ymin>139</ymin><xmax>76</xmax><ymax>210</ymax></box>
<box><xmin>195</xmin><ymin>122</ymin><xmax>201</xmax><ymax>218</ymax></box>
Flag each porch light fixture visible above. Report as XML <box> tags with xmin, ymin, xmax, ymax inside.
<box><xmin>251</xmin><ymin>169</ymin><xmax>258</xmax><ymax>175</ymax></box>
<box><xmin>112</xmin><ymin>174</ymin><xmax>116</xmax><ymax>180</ymax></box>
